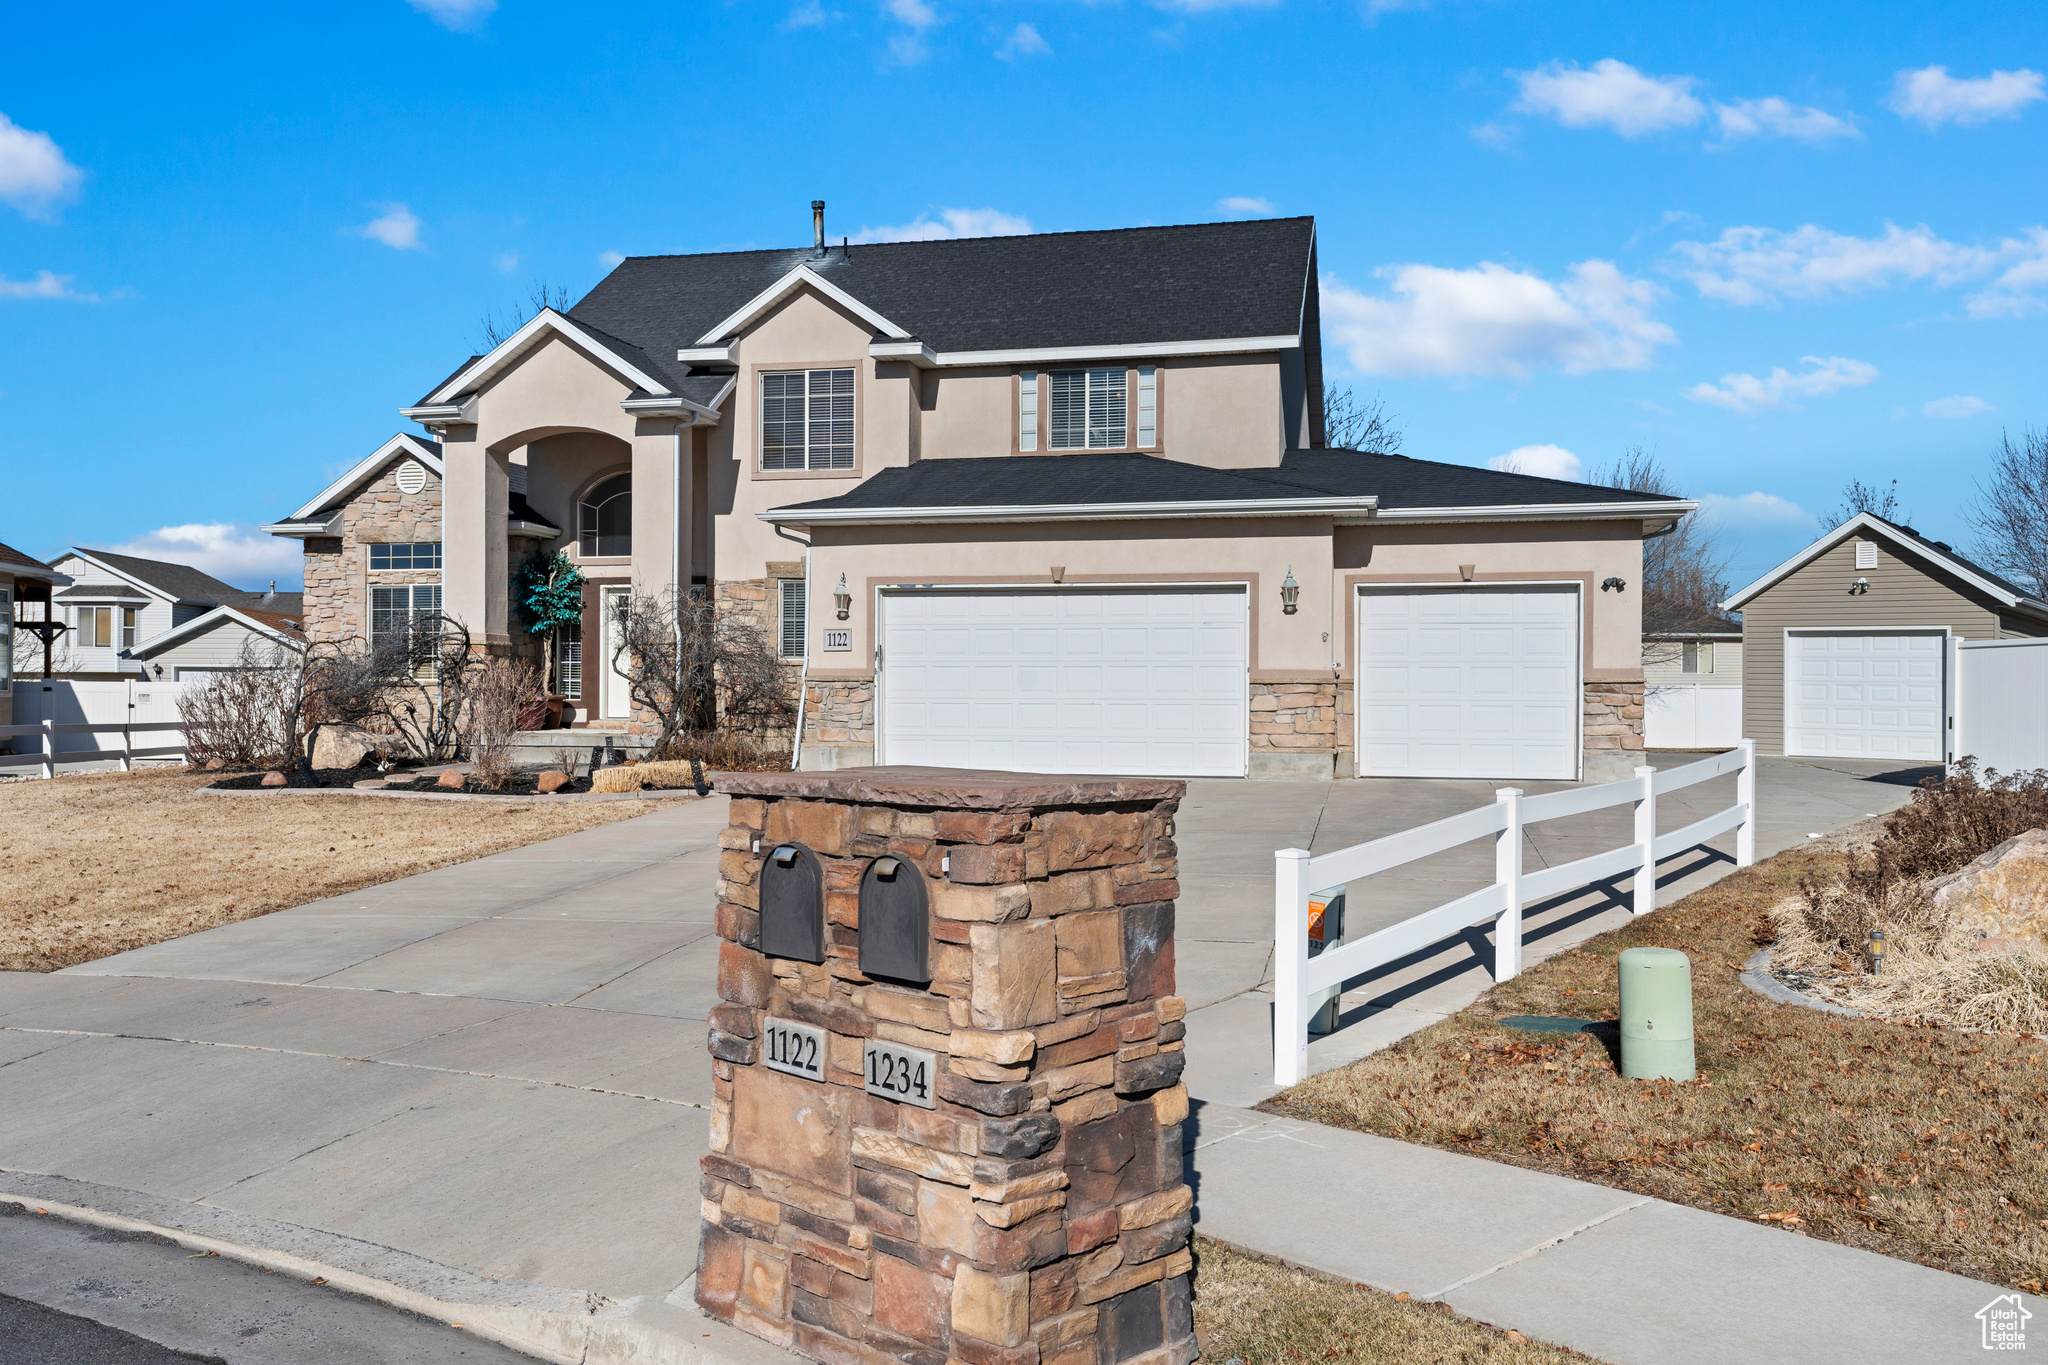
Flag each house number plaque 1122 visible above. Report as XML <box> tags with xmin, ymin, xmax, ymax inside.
<box><xmin>763</xmin><ymin>1018</ymin><xmax>825</xmax><ymax>1081</ymax></box>
<box><xmin>862</xmin><ymin>1040</ymin><xmax>936</xmax><ymax>1109</ymax></box>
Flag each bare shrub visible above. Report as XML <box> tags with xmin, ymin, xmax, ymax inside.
<box><xmin>551</xmin><ymin>747</ymin><xmax>583</xmax><ymax>781</ymax></box>
<box><xmin>1880</xmin><ymin>758</ymin><xmax>2048</xmax><ymax>881</ymax></box>
<box><xmin>462</xmin><ymin>658</ymin><xmax>538</xmax><ymax>791</ymax></box>
<box><xmin>672</xmin><ymin>730</ymin><xmax>793</xmax><ymax>773</ymax></box>
<box><xmin>610</xmin><ymin>589</ymin><xmax>795</xmax><ymax>768</ymax></box>
<box><xmin>178</xmin><ymin>639</ymin><xmax>315</xmax><ymax>768</ymax></box>
<box><xmin>314</xmin><ymin>615</ymin><xmax>484</xmax><ymax>765</ymax></box>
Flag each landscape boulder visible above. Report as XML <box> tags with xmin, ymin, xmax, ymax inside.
<box><xmin>1926</xmin><ymin>829</ymin><xmax>2048</xmax><ymax>941</ymax></box>
<box><xmin>259</xmin><ymin>771</ymin><xmax>287</xmax><ymax>788</ymax></box>
<box><xmin>436</xmin><ymin>770</ymin><xmax>467</xmax><ymax>791</ymax></box>
<box><xmin>537</xmin><ymin>770</ymin><xmax>571</xmax><ymax>794</ymax></box>
<box><xmin>309</xmin><ymin>724</ymin><xmax>403</xmax><ymax>771</ymax></box>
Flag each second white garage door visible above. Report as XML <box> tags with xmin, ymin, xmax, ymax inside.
<box><xmin>1357</xmin><ymin>585</ymin><xmax>1581</xmax><ymax>780</ymax></box>
<box><xmin>879</xmin><ymin>587</ymin><xmax>1248</xmax><ymax>777</ymax></box>
<box><xmin>1784</xmin><ymin>631</ymin><xmax>1945</xmax><ymax>760</ymax></box>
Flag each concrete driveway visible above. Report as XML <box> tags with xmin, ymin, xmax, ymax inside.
<box><xmin>0</xmin><ymin>755</ymin><xmax>1931</xmax><ymax>1360</ymax></box>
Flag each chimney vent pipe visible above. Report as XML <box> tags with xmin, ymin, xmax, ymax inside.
<box><xmin>812</xmin><ymin>200</ymin><xmax>825</xmax><ymax>252</ymax></box>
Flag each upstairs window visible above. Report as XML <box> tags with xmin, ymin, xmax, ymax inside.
<box><xmin>77</xmin><ymin>606</ymin><xmax>113</xmax><ymax>649</ymax></box>
<box><xmin>578</xmin><ymin>475</ymin><xmax>632</xmax><ymax>557</ymax></box>
<box><xmin>1050</xmin><ymin>368</ymin><xmax>1127</xmax><ymax>450</ymax></box>
<box><xmin>121</xmin><ymin>607</ymin><xmax>138</xmax><ymax>650</ymax></box>
<box><xmin>762</xmin><ymin>368</ymin><xmax>855</xmax><ymax>471</ymax></box>
<box><xmin>370</xmin><ymin>542</ymin><xmax>442</xmax><ymax>571</ymax></box>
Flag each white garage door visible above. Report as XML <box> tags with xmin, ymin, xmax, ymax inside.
<box><xmin>1785</xmin><ymin>632</ymin><xmax>1945</xmax><ymax>760</ymax></box>
<box><xmin>880</xmin><ymin>587</ymin><xmax>1247</xmax><ymax>777</ymax></box>
<box><xmin>1357</xmin><ymin>585</ymin><xmax>1581</xmax><ymax>780</ymax></box>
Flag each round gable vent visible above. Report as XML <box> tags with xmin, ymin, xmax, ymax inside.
<box><xmin>394</xmin><ymin>460</ymin><xmax>427</xmax><ymax>495</ymax></box>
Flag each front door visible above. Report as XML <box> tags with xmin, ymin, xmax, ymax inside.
<box><xmin>602</xmin><ymin>586</ymin><xmax>632</xmax><ymax>721</ymax></box>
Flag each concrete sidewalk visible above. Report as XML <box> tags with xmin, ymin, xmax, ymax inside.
<box><xmin>0</xmin><ymin>755</ymin><xmax>1993</xmax><ymax>1365</ymax></box>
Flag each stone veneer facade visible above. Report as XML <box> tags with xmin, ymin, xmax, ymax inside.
<box><xmin>701</xmin><ymin>768</ymin><xmax>1195</xmax><ymax>1365</ymax></box>
<box><xmin>1583</xmin><ymin>681</ymin><xmax>1647</xmax><ymax>758</ymax></box>
<box><xmin>300</xmin><ymin>462</ymin><xmax>444</xmax><ymax>646</ymax></box>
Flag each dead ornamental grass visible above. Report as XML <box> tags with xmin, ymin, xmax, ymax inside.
<box><xmin>1271</xmin><ymin>841</ymin><xmax>2048</xmax><ymax>1294</ymax></box>
<box><xmin>0</xmin><ymin>769</ymin><xmax>686</xmax><ymax>973</ymax></box>
<box><xmin>1191</xmin><ymin>1236</ymin><xmax>1588</xmax><ymax>1364</ymax></box>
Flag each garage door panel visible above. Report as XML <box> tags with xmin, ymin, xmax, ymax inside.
<box><xmin>882</xmin><ymin>587</ymin><xmax>1247</xmax><ymax>777</ymax></box>
<box><xmin>1785</xmin><ymin>633</ymin><xmax>1946</xmax><ymax>759</ymax></box>
<box><xmin>1358</xmin><ymin>585</ymin><xmax>1581</xmax><ymax>780</ymax></box>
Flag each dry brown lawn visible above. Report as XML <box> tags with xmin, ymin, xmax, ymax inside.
<box><xmin>1191</xmin><ymin>1236</ymin><xmax>1591</xmax><ymax>1364</ymax></box>
<box><xmin>1272</xmin><ymin>840</ymin><xmax>2048</xmax><ymax>1294</ymax></box>
<box><xmin>0</xmin><ymin>768</ymin><xmax>688</xmax><ymax>972</ymax></box>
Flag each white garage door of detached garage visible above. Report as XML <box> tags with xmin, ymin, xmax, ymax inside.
<box><xmin>1356</xmin><ymin>585</ymin><xmax>1581</xmax><ymax>780</ymax></box>
<box><xmin>1785</xmin><ymin>631</ymin><xmax>1946</xmax><ymax>760</ymax></box>
<box><xmin>878</xmin><ymin>586</ymin><xmax>1248</xmax><ymax>778</ymax></box>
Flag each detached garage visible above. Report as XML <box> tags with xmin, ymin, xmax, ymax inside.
<box><xmin>1721</xmin><ymin>512</ymin><xmax>2048</xmax><ymax>759</ymax></box>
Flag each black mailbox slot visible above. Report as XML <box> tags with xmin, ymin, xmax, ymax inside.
<box><xmin>857</xmin><ymin>856</ymin><xmax>930</xmax><ymax>984</ymax></box>
<box><xmin>760</xmin><ymin>843</ymin><xmax>825</xmax><ymax>964</ymax></box>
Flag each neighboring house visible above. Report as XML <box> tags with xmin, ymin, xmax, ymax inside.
<box><xmin>270</xmin><ymin>209</ymin><xmax>1693</xmax><ymax>780</ymax></box>
<box><xmin>42</xmin><ymin>548</ymin><xmax>300</xmax><ymax>681</ymax></box>
<box><xmin>128</xmin><ymin>604</ymin><xmax>307</xmax><ymax>681</ymax></box>
<box><xmin>2</xmin><ymin>538</ymin><xmax>73</xmax><ymax>731</ymax></box>
<box><xmin>1720</xmin><ymin>512</ymin><xmax>2048</xmax><ymax>760</ymax></box>
<box><xmin>1642</xmin><ymin>610</ymin><xmax>1743</xmax><ymax>750</ymax></box>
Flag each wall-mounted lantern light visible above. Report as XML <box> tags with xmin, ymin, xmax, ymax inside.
<box><xmin>1280</xmin><ymin>567</ymin><xmax>1300</xmax><ymax>615</ymax></box>
<box><xmin>1601</xmin><ymin>576</ymin><xmax>1627</xmax><ymax>593</ymax></box>
<box><xmin>834</xmin><ymin>573</ymin><xmax>851</xmax><ymax>620</ymax></box>
<box><xmin>1850</xmin><ymin>577</ymin><xmax>1870</xmax><ymax>596</ymax></box>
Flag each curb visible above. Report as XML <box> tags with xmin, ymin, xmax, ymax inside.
<box><xmin>1739</xmin><ymin>946</ymin><xmax>1865</xmax><ymax>1018</ymax></box>
<box><xmin>0</xmin><ymin>1172</ymin><xmax>793</xmax><ymax>1365</ymax></box>
<box><xmin>195</xmin><ymin>784</ymin><xmax>703</xmax><ymax>805</ymax></box>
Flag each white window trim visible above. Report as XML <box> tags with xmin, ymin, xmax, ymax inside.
<box><xmin>779</xmin><ymin>578</ymin><xmax>808</xmax><ymax>660</ymax></box>
<box><xmin>760</xmin><ymin>368</ymin><xmax>857</xmax><ymax>472</ymax></box>
<box><xmin>1136</xmin><ymin>366</ymin><xmax>1156</xmax><ymax>448</ymax></box>
<box><xmin>1048</xmin><ymin>367</ymin><xmax>1129</xmax><ymax>451</ymax></box>
<box><xmin>1019</xmin><ymin>371</ymin><xmax>1038</xmax><ymax>452</ymax></box>
<box><xmin>370</xmin><ymin>583</ymin><xmax>443</xmax><ymax>645</ymax></box>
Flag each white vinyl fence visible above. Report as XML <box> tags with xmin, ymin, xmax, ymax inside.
<box><xmin>1</xmin><ymin>679</ymin><xmax>192</xmax><ymax>776</ymax></box>
<box><xmin>1272</xmin><ymin>741</ymin><xmax>1756</xmax><ymax>1086</ymax></box>
<box><xmin>1954</xmin><ymin>638</ymin><xmax>2048</xmax><ymax>775</ymax></box>
<box><xmin>1644</xmin><ymin>684</ymin><xmax>1742</xmax><ymax>750</ymax></box>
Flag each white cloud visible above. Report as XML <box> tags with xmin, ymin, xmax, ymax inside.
<box><xmin>1696</xmin><ymin>490</ymin><xmax>1817</xmax><ymax>532</ymax></box>
<box><xmin>1218</xmin><ymin>195</ymin><xmax>1274</xmax><ymax>215</ymax></box>
<box><xmin>1512</xmin><ymin>59</ymin><xmax>1704</xmax><ymax>137</ymax></box>
<box><xmin>92</xmin><ymin>524</ymin><xmax>303</xmax><ymax>590</ymax></box>
<box><xmin>495</xmin><ymin>250</ymin><xmax>519</xmax><ymax>273</ymax></box>
<box><xmin>996</xmin><ymin>22</ymin><xmax>1050</xmax><ymax>60</ymax></box>
<box><xmin>1684</xmin><ymin>355</ymin><xmax>1878</xmax><ymax>414</ymax></box>
<box><xmin>407</xmin><ymin>0</ymin><xmax>495</xmax><ymax>31</ymax></box>
<box><xmin>1713</xmin><ymin>97</ymin><xmax>1858</xmax><ymax>144</ymax></box>
<box><xmin>1923</xmin><ymin>394</ymin><xmax>1991</xmax><ymax>419</ymax></box>
<box><xmin>881</xmin><ymin>0</ymin><xmax>938</xmax><ymax>61</ymax></box>
<box><xmin>1889</xmin><ymin>66</ymin><xmax>2045</xmax><ymax>128</ymax></box>
<box><xmin>1321</xmin><ymin>258</ymin><xmax>1673</xmax><ymax>379</ymax></box>
<box><xmin>354</xmin><ymin>203</ymin><xmax>424</xmax><ymax>251</ymax></box>
<box><xmin>783</xmin><ymin>0</ymin><xmax>835</xmax><ymax>26</ymax></box>
<box><xmin>1487</xmin><ymin>444</ymin><xmax>1582</xmax><ymax>480</ymax></box>
<box><xmin>1363</xmin><ymin>0</ymin><xmax>1431</xmax><ymax>17</ymax></box>
<box><xmin>0</xmin><ymin>112</ymin><xmax>84</xmax><ymax>221</ymax></box>
<box><xmin>1669</xmin><ymin>220</ymin><xmax>2048</xmax><ymax>315</ymax></box>
<box><xmin>1152</xmin><ymin>0</ymin><xmax>1280</xmax><ymax>10</ymax></box>
<box><xmin>599</xmin><ymin>250</ymin><xmax>626</xmax><ymax>268</ymax></box>
<box><xmin>0</xmin><ymin>270</ymin><xmax>99</xmax><ymax>301</ymax></box>
<box><xmin>852</xmin><ymin>207</ymin><xmax>1031</xmax><ymax>242</ymax></box>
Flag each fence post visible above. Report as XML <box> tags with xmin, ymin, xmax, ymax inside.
<box><xmin>1632</xmin><ymin>765</ymin><xmax>1658</xmax><ymax>916</ymax></box>
<box><xmin>1494</xmin><ymin>788</ymin><xmax>1523</xmax><ymax>981</ymax></box>
<box><xmin>1273</xmin><ymin>847</ymin><xmax>1312</xmax><ymax>1088</ymax></box>
<box><xmin>1735</xmin><ymin>738</ymin><xmax>1756</xmax><ymax>868</ymax></box>
<box><xmin>123</xmin><ymin>679</ymin><xmax>134</xmax><ymax>773</ymax></box>
<box><xmin>40</xmin><ymin>716</ymin><xmax>54</xmax><ymax>780</ymax></box>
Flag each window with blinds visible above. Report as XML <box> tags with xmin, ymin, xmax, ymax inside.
<box><xmin>1049</xmin><ymin>368</ymin><xmax>1128</xmax><ymax>450</ymax></box>
<box><xmin>1019</xmin><ymin>371</ymin><xmax>1038</xmax><ymax>451</ymax></box>
<box><xmin>556</xmin><ymin>620</ymin><xmax>582</xmax><ymax>700</ymax></box>
<box><xmin>762</xmin><ymin>368</ymin><xmax>856</xmax><ymax>470</ymax></box>
<box><xmin>371</xmin><ymin>584</ymin><xmax>442</xmax><ymax>644</ymax></box>
<box><xmin>779</xmin><ymin>579</ymin><xmax>807</xmax><ymax>659</ymax></box>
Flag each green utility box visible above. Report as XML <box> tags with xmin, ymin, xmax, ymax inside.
<box><xmin>1618</xmin><ymin>947</ymin><xmax>1695</xmax><ymax>1081</ymax></box>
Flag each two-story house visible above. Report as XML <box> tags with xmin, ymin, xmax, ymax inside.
<box><xmin>269</xmin><ymin>211</ymin><xmax>1690</xmax><ymax>781</ymax></box>
<box><xmin>42</xmin><ymin>549</ymin><xmax>303</xmax><ymax>680</ymax></box>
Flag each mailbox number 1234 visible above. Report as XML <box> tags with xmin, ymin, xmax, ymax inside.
<box><xmin>863</xmin><ymin>1041</ymin><xmax>935</xmax><ymax>1110</ymax></box>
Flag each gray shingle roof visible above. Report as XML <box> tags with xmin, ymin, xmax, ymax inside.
<box><xmin>768</xmin><ymin>449</ymin><xmax>1685</xmax><ymax>516</ymax></box>
<box><xmin>84</xmin><ymin>550</ymin><xmax>260</xmax><ymax>606</ymax></box>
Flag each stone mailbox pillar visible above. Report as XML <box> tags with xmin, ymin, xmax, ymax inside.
<box><xmin>698</xmin><ymin>767</ymin><xmax>1195</xmax><ymax>1365</ymax></box>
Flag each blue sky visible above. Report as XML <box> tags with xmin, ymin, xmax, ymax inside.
<box><xmin>3</xmin><ymin>1</ymin><xmax>2045</xmax><ymax>592</ymax></box>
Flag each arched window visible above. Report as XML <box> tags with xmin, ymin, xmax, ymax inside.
<box><xmin>578</xmin><ymin>474</ymin><xmax>631</xmax><ymax>556</ymax></box>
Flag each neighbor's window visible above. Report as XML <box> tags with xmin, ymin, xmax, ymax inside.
<box><xmin>779</xmin><ymin>579</ymin><xmax>806</xmax><ymax>659</ymax></box>
<box><xmin>370</xmin><ymin>584</ymin><xmax>442</xmax><ymax>644</ymax></box>
<box><xmin>77</xmin><ymin>605</ymin><xmax>112</xmax><ymax>649</ymax></box>
<box><xmin>555</xmin><ymin>620</ymin><xmax>583</xmax><ymax>700</ymax></box>
<box><xmin>761</xmin><ymin>368</ymin><xmax>855</xmax><ymax>471</ymax></box>
<box><xmin>1050</xmin><ymin>368</ymin><xmax>1127</xmax><ymax>449</ymax></box>
<box><xmin>0</xmin><ymin>587</ymin><xmax>11</xmax><ymax>689</ymax></box>
<box><xmin>121</xmin><ymin>607</ymin><xmax>138</xmax><ymax>650</ymax></box>
<box><xmin>1681</xmin><ymin>641</ymin><xmax>1714</xmax><ymax>674</ymax></box>
<box><xmin>578</xmin><ymin>475</ymin><xmax>632</xmax><ymax>556</ymax></box>
<box><xmin>370</xmin><ymin>542</ymin><xmax>443</xmax><ymax>571</ymax></box>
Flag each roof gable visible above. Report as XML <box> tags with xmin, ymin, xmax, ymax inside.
<box><xmin>130</xmin><ymin>604</ymin><xmax>306</xmax><ymax>658</ymax></box>
<box><xmin>1721</xmin><ymin>512</ymin><xmax>2048</xmax><ymax>620</ymax></box>
<box><xmin>64</xmin><ymin>548</ymin><xmax>250</xmax><ymax>606</ymax></box>
<box><xmin>277</xmin><ymin>434</ymin><xmax>444</xmax><ymax>524</ymax></box>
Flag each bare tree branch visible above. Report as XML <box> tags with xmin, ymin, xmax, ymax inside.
<box><xmin>478</xmin><ymin>281</ymin><xmax>574</xmax><ymax>352</ymax></box>
<box><xmin>1828</xmin><ymin>477</ymin><xmax>1903</xmax><ymax>529</ymax></box>
<box><xmin>1965</xmin><ymin>428</ymin><xmax>2048</xmax><ymax>597</ymax></box>
<box><xmin>610</xmin><ymin>589</ymin><xmax>795</xmax><ymax>764</ymax></box>
<box><xmin>1321</xmin><ymin>387</ymin><xmax>1404</xmax><ymax>454</ymax></box>
<box><xmin>1588</xmin><ymin>446</ymin><xmax>1731</xmax><ymax>642</ymax></box>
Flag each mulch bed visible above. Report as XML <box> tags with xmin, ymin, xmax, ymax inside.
<box><xmin>206</xmin><ymin>767</ymin><xmax>596</xmax><ymax>796</ymax></box>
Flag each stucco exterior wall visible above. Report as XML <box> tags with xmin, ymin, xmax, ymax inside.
<box><xmin>300</xmin><ymin>460</ymin><xmax>444</xmax><ymax>646</ymax></box>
